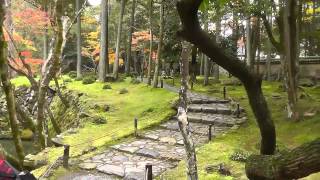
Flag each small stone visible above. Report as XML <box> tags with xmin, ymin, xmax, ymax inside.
<box><xmin>79</xmin><ymin>112</ymin><xmax>91</xmax><ymax>118</ymax></box>
<box><xmin>79</xmin><ymin>162</ymin><xmax>97</xmax><ymax>170</ymax></box>
<box><xmin>97</xmin><ymin>164</ymin><xmax>125</xmax><ymax>177</ymax></box>
<box><xmin>92</xmin><ymin>116</ymin><xmax>107</xmax><ymax>124</ymax></box>
<box><xmin>136</xmin><ymin>148</ymin><xmax>160</xmax><ymax>158</ymax></box>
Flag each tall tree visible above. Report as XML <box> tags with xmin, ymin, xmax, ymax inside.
<box><xmin>126</xmin><ymin>0</ymin><xmax>136</xmax><ymax>75</ymax></box>
<box><xmin>43</xmin><ymin>0</ymin><xmax>49</xmax><ymax>67</ymax></box>
<box><xmin>0</xmin><ymin>1</ymin><xmax>25</xmax><ymax>168</ymax></box>
<box><xmin>147</xmin><ymin>0</ymin><xmax>153</xmax><ymax>85</ymax></box>
<box><xmin>113</xmin><ymin>0</ymin><xmax>126</xmax><ymax>79</ymax></box>
<box><xmin>203</xmin><ymin>13</ymin><xmax>209</xmax><ymax>86</ymax></box>
<box><xmin>76</xmin><ymin>0</ymin><xmax>82</xmax><ymax>78</ymax></box>
<box><xmin>178</xmin><ymin>41</ymin><xmax>198</xmax><ymax>180</ymax></box>
<box><xmin>98</xmin><ymin>0</ymin><xmax>109</xmax><ymax>82</ymax></box>
<box><xmin>152</xmin><ymin>0</ymin><xmax>164</xmax><ymax>88</ymax></box>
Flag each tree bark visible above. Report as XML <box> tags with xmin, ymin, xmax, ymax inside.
<box><xmin>147</xmin><ymin>0</ymin><xmax>153</xmax><ymax>85</ymax></box>
<box><xmin>213</xmin><ymin>16</ymin><xmax>221</xmax><ymax>81</ymax></box>
<box><xmin>152</xmin><ymin>0</ymin><xmax>164</xmax><ymax>88</ymax></box>
<box><xmin>98</xmin><ymin>0</ymin><xmax>109</xmax><ymax>82</ymax></box>
<box><xmin>37</xmin><ymin>0</ymin><xmax>64</xmax><ymax>149</ymax></box>
<box><xmin>190</xmin><ymin>45</ymin><xmax>197</xmax><ymax>90</ymax></box>
<box><xmin>246</xmin><ymin>138</ymin><xmax>320</xmax><ymax>180</ymax></box>
<box><xmin>203</xmin><ymin>13</ymin><xmax>209</xmax><ymax>86</ymax></box>
<box><xmin>76</xmin><ymin>0</ymin><xmax>82</xmax><ymax>78</ymax></box>
<box><xmin>0</xmin><ymin>3</ymin><xmax>25</xmax><ymax>168</ymax></box>
<box><xmin>113</xmin><ymin>0</ymin><xmax>126</xmax><ymax>79</ymax></box>
<box><xmin>178</xmin><ymin>41</ymin><xmax>198</xmax><ymax>180</ymax></box>
<box><xmin>126</xmin><ymin>0</ymin><xmax>136</xmax><ymax>75</ymax></box>
<box><xmin>176</xmin><ymin>0</ymin><xmax>276</xmax><ymax>155</ymax></box>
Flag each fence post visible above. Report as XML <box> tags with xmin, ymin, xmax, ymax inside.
<box><xmin>223</xmin><ymin>86</ymin><xmax>226</xmax><ymax>99</ymax></box>
<box><xmin>208</xmin><ymin>124</ymin><xmax>213</xmax><ymax>141</ymax></box>
<box><xmin>134</xmin><ymin>118</ymin><xmax>138</xmax><ymax>137</ymax></box>
<box><xmin>237</xmin><ymin>103</ymin><xmax>240</xmax><ymax>118</ymax></box>
<box><xmin>63</xmin><ymin>145</ymin><xmax>70</xmax><ymax>168</ymax></box>
<box><xmin>145</xmin><ymin>163</ymin><xmax>153</xmax><ymax>180</ymax></box>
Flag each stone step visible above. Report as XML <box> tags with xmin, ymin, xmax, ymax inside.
<box><xmin>187</xmin><ymin>112</ymin><xmax>247</xmax><ymax>126</ymax></box>
<box><xmin>160</xmin><ymin>120</ymin><xmax>231</xmax><ymax>136</ymax></box>
<box><xmin>188</xmin><ymin>103</ymin><xmax>232</xmax><ymax>115</ymax></box>
<box><xmin>80</xmin><ymin>150</ymin><xmax>177</xmax><ymax>179</ymax></box>
<box><xmin>139</xmin><ymin>128</ymin><xmax>208</xmax><ymax>146</ymax></box>
<box><xmin>187</xmin><ymin>93</ymin><xmax>230</xmax><ymax>104</ymax></box>
<box><xmin>112</xmin><ymin>139</ymin><xmax>185</xmax><ymax>161</ymax></box>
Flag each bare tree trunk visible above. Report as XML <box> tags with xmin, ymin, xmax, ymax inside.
<box><xmin>283</xmin><ymin>0</ymin><xmax>298</xmax><ymax>120</ymax></box>
<box><xmin>178</xmin><ymin>41</ymin><xmax>198</xmax><ymax>180</ymax></box>
<box><xmin>203</xmin><ymin>13</ymin><xmax>209</xmax><ymax>86</ymax></box>
<box><xmin>0</xmin><ymin>4</ymin><xmax>25</xmax><ymax>168</ymax></box>
<box><xmin>126</xmin><ymin>0</ymin><xmax>136</xmax><ymax>75</ymax></box>
<box><xmin>76</xmin><ymin>0</ymin><xmax>82</xmax><ymax>78</ymax></box>
<box><xmin>190</xmin><ymin>46</ymin><xmax>197</xmax><ymax>89</ymax></box>
<box><xmin>213</xmin><ymin>16</ymin><xmax>221</xmax><ymax>81</ymax></box>
<box><xmin>98</xmin><ymin>0</ymin><xmax>109</xmax><ymax>81</ymax></box>
<box><xmin>147</xmin><ymin>0</ymin><xmax>153</xmax><ymax>85</ymax></box>
<box><xmin>266</xmin><ymin>41</ymin><xmax>272</xmax><ymax>81</ymax></box>
<box><xmin>152</xmin><ymin>0</ymin><xmax>164</xmax><ymax>88</ymax></box>
<box><xmin>199</xmin><ymin>53</ymin><xmax>204</xmax><ymax>76</ymax></box>
<box><xmin>113</xmin><ymin>0</ymin><xmax>126</xmax><ymax>79</ymax></box>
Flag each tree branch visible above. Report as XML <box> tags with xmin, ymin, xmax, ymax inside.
<box><xmin>261</xmin><ymin>14</ymin><xmax>283</xmax><ymax>53</ymax></box>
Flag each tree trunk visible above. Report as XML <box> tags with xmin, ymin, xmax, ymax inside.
<box><xmin>113</xmin><ymin>0</ymin><xmax>126</xmax><ymax>79</ymax></box>
<box><xmin>126</xmin><ymin>0</ymin><xmax>136</xmax><ymax>75</ymax></box>
<box><xmin>152</xmin><ymin>0</ymin><xmax>164</xmax><ymax>88</ymax></box>
<box><xmin>283</xmin><ymin>0</ymin><xmax>298</xmax><ymax>120</ymax></box>
<box><xmin>199</xmin><ymin>53</ymin><xmax>204</xmax><ymax>76</ymax></box>
<box><xmin>176</xmin><ymin>0</ymin><xmax>276</xmax><ymax>155</ymax></box>
<box><xmin>178</xmin><ymin>41</ymin><xmax>198</xmax><ymax>180</ymax></box>
<box><xmin>0</xmin><ymin>4</ymin><xmax>25</xmax><ymax>168</ymax></box>
<box><xmin>190</xmin><ymin>45</ymin><xmax>197</xmax><ymax>89</ymax></box>
<box><xmin>203</xmin><ymin>14</ymin><xmax>209</xmax><ymax>86</ymax></box>
<box><xmin>266</xmin><ymin>40</ymin><xmax>272</xmax><ymax>81</ymax></box>
<box><xmin>47</xmin><ymin>107</ymin><xmax>61</xmax><ymax>135</ymax></box>
<box><xmin>76</xmin><ymin>0</ymin><xmax>82</xmax><ymax>78</ymax></box>
<box><xmin>213</xmin><ymin>17</ymin><xmax>221</xmax><ymax>81</ymax></box>
<box><xmin>16</xmin><ymin>102</ymin><xmax>36</xmax><ymax>133</ymax></box>
<box><xmin>37</xmin><ymin>0</ymin><xmax>64</xmax><ymax>149</ymax></box>
<box><xmin>246</xmin><ymin>16</ymin><xmax>252</xmax><ymax>67</ymax></box>
<box><xmin>246</xmin><ymin>138</ymin><xmax>320</xmax><ymax>180</ymax></box>
<box><xmin>147</xmin><ymin>0</ymin><xmax>153</xmax><ymax>85</ymax></box>
<box><xmin>98</xmin><ymin>0</ymin><xmax>109</xmax><ymax>82</ymax></box>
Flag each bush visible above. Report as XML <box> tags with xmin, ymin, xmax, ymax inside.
<box><xmin>130</xmin><ymin>78</ymin><xmax>141</xmax><ymax>84</ymax></box>
<box><xmin>75</xmin><ymin>77</ymin><xmax>83</xmax><ymax>81</ymax></box>
<box><xmin>102</xmin><ymin>84</ymin><xmax>112</xmax><ymax>90</ymax></box>
<box><xmin>119</xmin><ymin>88</ymin><xmax>128</xmax><ymax>94</ymax></box>
<box><xmin>68</xmin><ymin>71</ymin><xmax>77</xmax><ymax>79</ymax></box>
<box><xmin>64</xmin><ymin>78</ymin><xmax>72</xmax><ymax>83</ymax></box>
<box><xmin>229</xmin><ymin>149</ymin><xmax>250</xmax><ymax>162</ymax></box>
<box><xmin>82</xmin><ymin>76</ymin><xmax>96</xmax><ymax>85</ymax></box>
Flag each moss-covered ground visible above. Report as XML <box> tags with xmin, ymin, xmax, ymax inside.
<box><xmin>162</xmin><ymin>76</ymin><xmax>320</xmax><ymax>180</ymax></box>
<box><xmin>12</xmin><ymin>76</ymin><xmax>177</xmax><ymax>178</ymax></box>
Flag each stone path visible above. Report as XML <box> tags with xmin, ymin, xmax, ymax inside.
<box><xmin>73</xmin><ymin>82</ymin><xmax>247</xmax><ymax>180</ymax></box>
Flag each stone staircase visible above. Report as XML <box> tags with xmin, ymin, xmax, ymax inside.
<box><xmin>75</xmin><ymin>92</ymin><xmax>247</xmax><ymax>180</ymax></box>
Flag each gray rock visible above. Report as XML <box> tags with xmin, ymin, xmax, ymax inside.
<box><xmin>136</xmin><ymin>148</ymin><xmax>160</xmax><ymax>159</ymax></box>
<box><xmin>97</xmin><ymin>164</ymin><xmax>125</xmax><ymax>177</ymax></box>
<box><xmin>79</xmin><ymin>162</ymin><xmax>97</xmax><ymax>170</ymax></box>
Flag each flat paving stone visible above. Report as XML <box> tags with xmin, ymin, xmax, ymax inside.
<box><xmin>187</xmin><ymin>112</ymin><xmax>245</xmax><ymax>126</ymax></box>
<box><xmin>188</xmin><ymin>103</ymin><xmax>232</xmax><ymax>115</ymax></box>
<box><xmin>139</xmin><ymin>129</ymin><xmax>208</xmax><ymax>146</ymax></box>
<box><xmin>112</xmin><ymin>139</ymin><xmax>185</xmax><ymax>161</ymax></box>
<box><xmin>85</xmin><ymin>150</ymin><xmax>177</xmax><ymax>179</ymax></box>
<box><xmin>160</xmin><ymin>120</ymin><xmax>231</xmax><ymax>136</ymax></box>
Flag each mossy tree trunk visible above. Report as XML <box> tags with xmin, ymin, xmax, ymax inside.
<box><xmin>126</xmin><ymin>0</ymin><xmax>136</xmax><ymax>75</ymax></box>
<box><xmin>76</xmin><ymin>0</ymin><xmax>82</xmax><ymax>79</ymax></box>
<box><xmin>99</xmin><ymin>0</ymin><xmax>109</xmax><ymax>81</ymax></box>
<box><xmin>147</xmin><ymin>0</ymin><xmax>153</xmax><ymax>85</ymax></box>
<box><xmin>0</xmin><ymin>3</ymin><xmax>25</xmax><ymax>168</ymax></box>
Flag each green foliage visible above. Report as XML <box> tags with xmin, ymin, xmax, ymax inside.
<box><xmin>229</xmin><ymin>149</ymin><xmax>250</xmax><ymax>162</ymax></box>
<box><xmin>130</xmin><ymin>78</ymin><xmax>141</xmax><ymax>84</ymax></box>
<box><xmin>102</xmin><ymin>84</ymin><xmax>112</xmax><ymax>90</ymax></box>
<box><xmin>82</xmin><ymin>76</ymin><xmax>96</xmax><ymax>85</ymax></box>
<box><xmin>68</xmin><ymin>71</ymin><xmax>77</xmax><ymax>79</ymax></box>
<box><xmin>119</xmin><ymin>88</ymin><xmax>129</xmax><ymax>94</ymax></box>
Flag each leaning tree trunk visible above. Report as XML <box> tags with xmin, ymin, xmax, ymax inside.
<box><xmin>283</xmin><ymin>0</ymin><xmax>298</xmax><ymax>120</ymax></box>
<box><xmin>76</xmin><ymin>0</ymin><xmax>82</xmax><ymax>78</ymax></box>
<box><xmin>152</xmin><ymin>0</ymin><xmax>164</xmax><ymax>88</ymax></box>
<box><xmin>98</xmin><ymin>0</ymin><xmax>109</xmax><ymax>82</ymax></box>
<box><xmin>178</xmin><ymin>41</ymin><xmax>198</xmax><ymax>180</ymax></box>
<box><xmin>147</xmin><ymin>0</ymin><xmax>153</xmax><ymax>85</ymax></box>
<box><xmin>126</xmin><ymin>0</ymin><xmax>136</xmax><ymax>75</ymax></box>
<box><xmin>113</xmin><ymin>0</ymin><xmax>125</xmax><ymax>80</ymax></box>
<box><xmin>176</xmin><ymin>0</ymin><xmax>276</xmax><ymax>156</ymax></box>
<box><xmin>37</xmin><ymin>0</ymin><xmax>64</xmax><ymax>149</ymax></box>
<box><xmin>0</xmin><ymin>3</ymin><xmax>25</xmax><ymax>168</ymax></box>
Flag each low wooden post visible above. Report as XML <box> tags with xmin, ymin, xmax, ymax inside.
<box><xmin>134</xmin><ymin>118</ymin><xmax>138</xmax><ymax>137</ymax></box>
<box><xmin>223</xmin><ymin>86</ymin><xmax>226</xmax><ymax>99</ymax></box>
<box><xmin>237</xmin><ymin>103</ymin><xmax>240</xmax><ymax>118</ymax></box>
<box><xmin>145</xmin><ymin>163</ymin><xmax>153</xmax><ymax>180</ymax></box>
<box><xmin>208</xmin><ymin>124</ymin><xmax>213</xmax><ymax>141</ymax></box>
<box><xmin>63</xmin><ymin>145</ymin><xmax>70</xmax><ymax>168</ymax></box>
<box><xmin>160</xmin><ymin>78</ymin><xmax>164</xmax><ymax>88</ymax></box>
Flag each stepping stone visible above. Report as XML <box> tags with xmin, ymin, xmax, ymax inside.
<box><xmin>187</xmin><ymin>93</ymin><xmax>229</xmax><ymax>104</ymax></box>
<box><xmin>187</xmin><ymin>113</ymin><xmax>238</xmax><ymax>126</ymax></box>
<box><xmin>139</xmin><ymin>129</ymin><xmax>208</xmax><ymax>146</ymax></box>
<box><xmin>112</xmin><ymin>139</ymin><xmax>186</xmax><ymax>161</ymax></box>
<box><xmin>188</xmin><ymin>104</ymin><xmax>232</xmax><ymax>115</ymax></box>
<box><xmin>160</xmin><ymin>120</ymin><xmax>231</xmax><ymax>136</ymax></box>
<box><xmin>86</xmin><ymin>150</ymin><xmax>177</xmax><ymax>179</ymax></box>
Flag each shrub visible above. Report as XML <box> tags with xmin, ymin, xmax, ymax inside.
<box><xmin>119</xmin><ymin>88</ymin><xmax>128</xmax><ymax>94</ymax></box>
<box><xmin>229</xmin><ymin>149</ymin><xmax>250</xmax><ymax>162</ymax></box>
<box><xmin>130</xmin><ymin>78</ymin><xmax>141</xmax><ymax>84</ymax></box>
<box><xmin>75</xmin><ymin>77</ymin><xmax>83</xmax><ymax>81</ymax></box>
<box><xmin>68</xmin><ymin>71</ymin><xmax>77</xmax><ymax>79</ymax></box>
<box><xmin>102</xmin><ymin>84</ymin><xmax>112</xmax><ymax>90</ymax></box>
<box><xmin>64</xmin><ymin>78</ymin><xmax>72</xmax><ymax>83</ymax></box>
<box><xmin>82</xmin><ymin>76</ymin><xmax>96</xmax><ymax>85</ymax></box>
